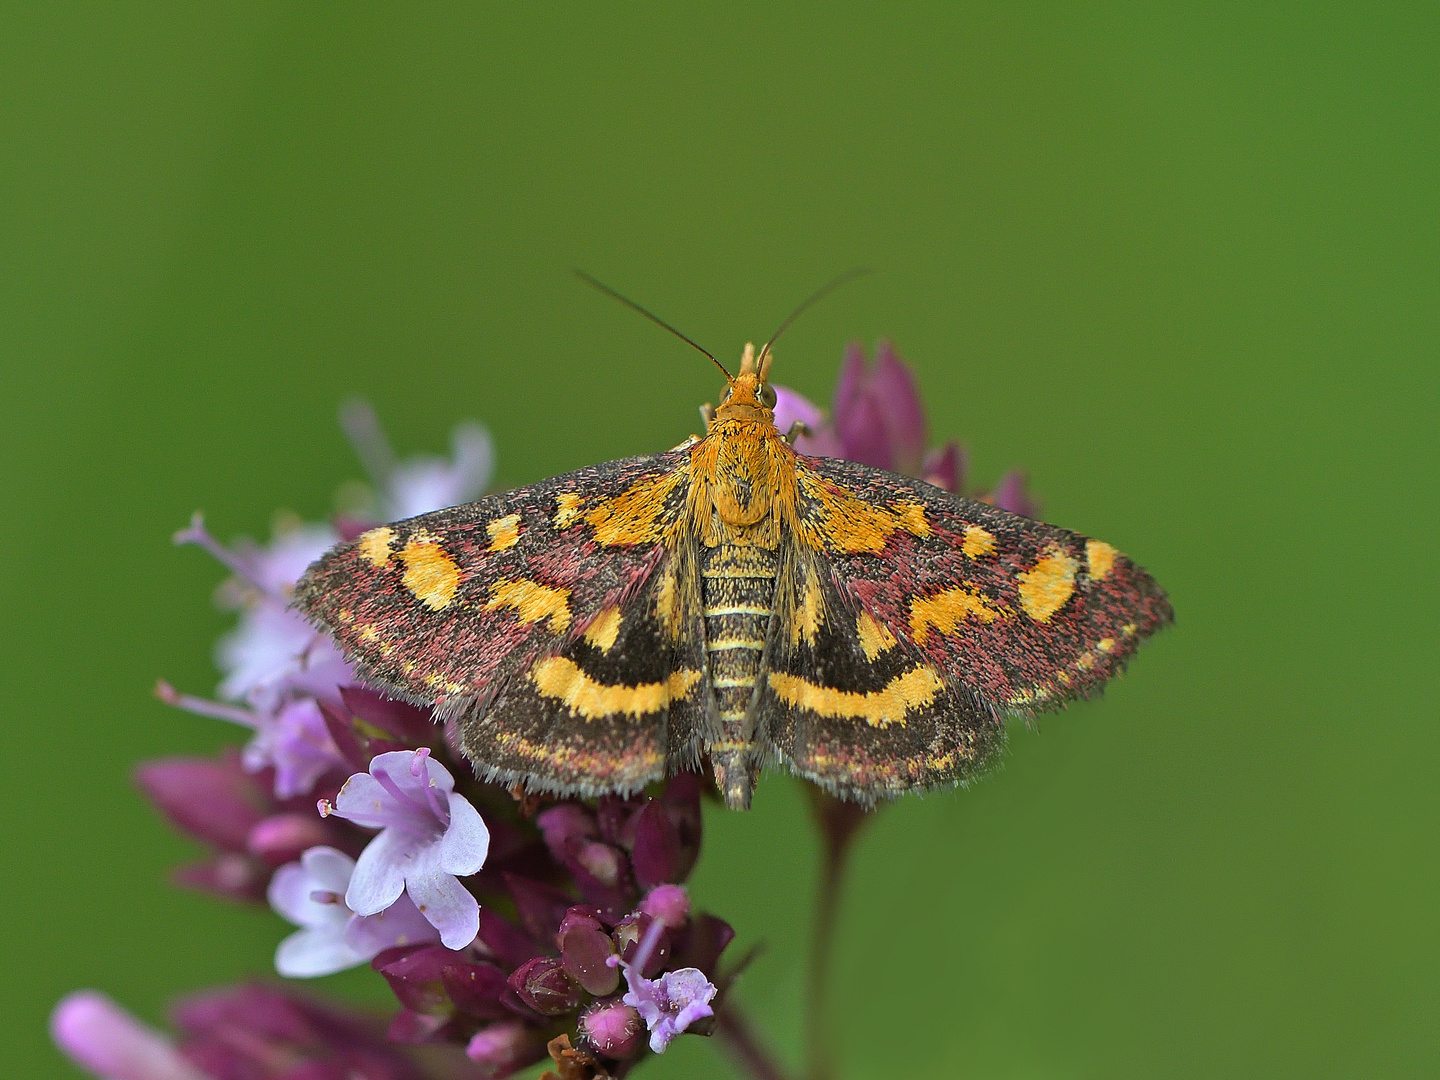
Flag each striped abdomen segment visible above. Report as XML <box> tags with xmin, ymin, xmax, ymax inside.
<box><xmin>701</xmin><ymin>542</ymin><xmax>779</xmax><ymax>809</ymax></box>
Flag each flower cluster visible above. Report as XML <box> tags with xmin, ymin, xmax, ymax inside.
<box><xmin>773</xmin><ymin>339</ymin><xmax>1040</xmax><ymax>515</ymax></box>
<box><xmin>53</xmin><ymin>345</ymin><xmax>1039</xmax><ymax>1080</ymax></box>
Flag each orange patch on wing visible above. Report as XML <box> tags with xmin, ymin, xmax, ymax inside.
<box><xmin>486</xmin><ymin>513</ymin><xmax>521</xmax><ymax>551</ymax></box>
<box><xmin>796</xmin><ymin>470</ymin><xmax>932</xmax><ymax>554</ymax></box>
<box><xmin>582</xmin><ymin>606</ymin><xmax>623</xmax><ymax>653</ymax></box>
<box><xmin>530</xmin><ymin>656</ymin><xmax>700</xmax><ymax>719</ymax></box>
<box><xmin>856</xmin><ymin>612</ymin><xmax>898</xmax><ymax>660</ymax></box>
<box><xmin>553</xmin><ymin>493</ymin><xmax>584</xmax><ymax>528</ymax></box>
<box><xmin>398</xmin><ymin>533</ymin><xmax>461</xmax><ymax>610</ymax></box>
<box><xmin>584</xmin><ymin>466</ymin><xmax>688</xmax><ymax>546</ymax></box>
<box><xmin>1018</xmin><ymin>547</ymin><xmax>1079</xmax><ymax>622</ymax></box>
<box><xmin>1086</xmin><ymin>539</ymin><xmax>1117</xmax><ymax>581</ymax></box>
<box><xmin>357</xmin><ymin>526</ymin><xmax>395</xmax><ymax>567</ymax></box>
<box><xmin>910</xmin><ymin>587</ymin><xmax>1007</xmax><ymax>642</ymax></box>
<box><xmin>485</xmin><ymin>578</ymin><xmax>572</xmax><ymax>633</ymax></box>
<box><xmin>768</xmin><ymin>665</ymin><xmax>945</xmax><ymax>728</ymax></box>
<box><xmin>962</xmin><ymin>525</ymin><xmax>996</xmax><ymax>558</ymax></box>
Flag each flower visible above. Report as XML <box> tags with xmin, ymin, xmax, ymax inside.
<box><xmin>619</xmin><ymin>919</ymin><xmax>718</xmax><ymax>1053</ymax></box>
<box><xmin>172</xmin><ymin>515</ymin><xmax>355</xmax><ymax>714</ymax></box>
<box><xmin>775</xmin><ymin>339</ymin><xmax>1042</xmax><ymax>513</ymax></box>
<box><xmin>339</xmin><ymin>398</ymin><xmax>495</xmax><ymax>522</ymax></box>
<box><xmin>172</xmin><ymin>983</ymin><xmax>422</xmax><ymax>1080</ymax></box>
<box><xmin>50</xmin><ymin>991</ymin><xmax>208</xmax><ymax>1080</ymax></box>
<box><xmin>319</xmin><ymin>749</ymin><xmax>490</xmax><ymax>950</ymax></box>
<box><xmin>268</xmin><ymin>845</ymin><xmax>440</xmax><ymax>978</ymax></box>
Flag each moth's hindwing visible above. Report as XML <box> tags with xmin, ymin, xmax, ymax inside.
<box><xmin>294</xmin><ymin>450</ymin><xmax>702</xmax><ymax>794</ymax></box>
<box><xmin>460</xmin><ymin>537</ymin><xmax>709</xmax><ymax>798</ymax></box>
<box><xmin>756</xmin><ymin>456</ymin><xmax>1173</xmax><ymax>799</ymax></box>
<box><xmin>757</xmin><ymin>542</ymin><xmax>1004</xmax><ymax>803</ymax></box>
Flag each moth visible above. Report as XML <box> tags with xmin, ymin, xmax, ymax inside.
<box><xmin>296</xmin><ymin>303</ymin><xmax>1171</xmax><ymax>811</ymax></box>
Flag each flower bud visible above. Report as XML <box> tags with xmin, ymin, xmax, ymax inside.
<box><xmin>246</xmin><ymin>812</ymin><xmax>334</xmax><ymax>865</ymax></box>
<box><xmin>508</xmin><ymin>957</ymin><xmax>583</xmax><ymax>1016</ymax></box>
<box><xmin>630</xmin><ymin>800</ymin><xmax>680</xmax><ymax>889</ymax></box>
<box><xmin>466</xmin><ymin>1020</ymin><xmax>548</xmax><ymax>1078</ymax></box>
<box><xmin>578</xmin><ymin>997</ymin><xmax>645</xmax><ymax>1059</ymax></box>
<box><xmin>135</xmin><ymin>753</ymin><xmax>266</xmax><ymax>852</ymax></box>
<box><xmin>639</xmin><ymin>884</ymin><xmax>690</xmax><ymax>927</ymax></box>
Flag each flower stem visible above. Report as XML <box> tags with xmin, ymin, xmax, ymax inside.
<box><xmin>804</xmin><ymin>786</ymin><xmax>873</xmax><ymax>1080</ymax></box>
<box><xmin>716</xmin><ymin>1003</ymin><xmax>794</xmax><ymax>1080</ymax></box>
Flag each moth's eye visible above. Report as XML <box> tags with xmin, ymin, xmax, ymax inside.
<box><xmin>758</xmin><ymin>383</ymin><xmax>777</xmax><ymax>409</ymax></box>
<box><xmin>720</xmin><ymin>386</ymin><xmax>732</xmax><ymax>403</ymax></box>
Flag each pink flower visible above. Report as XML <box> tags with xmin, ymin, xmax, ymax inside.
<box><xmin>267</xmin><ymin>845</ymin><xmax>440</xmax><ymax>978</ymax></box>
<box><xmin>320</xmin><ymin>750</ymin><xmax>490</xmax><ymax>950</ymax></box>
<box><xmin>50</xmin><ymin>992</ymin><xmax>207</xmax><ymax>1080</ymax></box>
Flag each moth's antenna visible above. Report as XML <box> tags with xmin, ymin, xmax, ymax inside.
<box><xmin>574</xmin><ymin>270</ymin><xmax>733</xmax><ymax>381</ymax></box>
<box><xmin>758</xmin><ymin>267</ymin><xmax>873</xmax><ymax>368</ymax></box>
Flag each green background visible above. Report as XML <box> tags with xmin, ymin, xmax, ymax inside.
<box><xmin>4</xmin><ymin>5</ymin><xmax>1435</xmax><ymax>1078</ymax></box>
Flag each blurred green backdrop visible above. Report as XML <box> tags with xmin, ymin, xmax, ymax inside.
<box><xmin>4</xmin><ymin>4</ymin><xmax>1435</xmax><ymax>1078</ymax></box>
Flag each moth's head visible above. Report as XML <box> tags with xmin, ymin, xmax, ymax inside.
<box><xmin>714</xmin><ymin>342</ymin><xmax>777</xmax><ymax>422</ymax></box>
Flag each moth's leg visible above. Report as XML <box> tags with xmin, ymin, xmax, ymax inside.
<box><xmin>699</xmin><ymin>403</ymin><xmax>716</xmax><ymax>430</ymax></box>
<box><xmin>783</xmin><ymin>420</ymin><xmax>811</xmax><ymax>445</ymax></box>
<box><xmin>669</xmin><ymin>434</ymin><xmax>701</xmax><ymax>452</ymax></box>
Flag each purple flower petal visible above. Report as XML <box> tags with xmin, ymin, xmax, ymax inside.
<box><xmin>871</xmin><ymin>340</ymin><xmax>927</xmax><ymax>473</ymax></box>
<box><xmin>988</xmin><ymin>469</ymin><xmax>1041</xmax><ymax>518</ymax></box>
<box><xmin>837</xmin><ymin>389</ymin><xmax>894</xmax><ymax>470</ymax></box>
<box><xmin>275</xmin><ymin>926</ymin><xmax>369</xmax><ymax>979</ymax></box>
<box><xmin>345</xmin><ymin>828</ymin><xmax>410</xmax><ymax>916</ymax></box>
<box><xmin>406</xmin><ymin>869</ymin><xmax>480</xmax><ymax>950</ymax></box>
<box><xmin>770</xmin><ymin>385</ymin><xmax>826</xmax><ymax>435</ymax></box>
<box><xmin>51</xmin><ymin>992</ymin><xmax>208</xmax><ymax>1080</ymax></box>
<box><xmin>831</xmin><ymin>342</ymin><xmax>868</xmax><ymax>434</ymax></box>
<box><xmin>344</xmin><ymin>891</ymin><xmax>441</xmax><ymax>955</ymax></box>
<box><xmin>921</xmin><ymin>440</ymin><xmax>967</xmax><ymax>494</ymax></box>
<box><xmin>436</xmin><ymin>791</ymin><xmax>490</xmax><ymax>876</ymax></box>
<box><xmin>135</xmin><ymin>754</ymin><xmax>267</xmax><ymax>852</ymax></box>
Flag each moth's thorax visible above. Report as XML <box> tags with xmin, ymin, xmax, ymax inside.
<box><xmin>689</xmin><ymin>417</ymin><xmax>797</xmax><ymax>545</ymax></box>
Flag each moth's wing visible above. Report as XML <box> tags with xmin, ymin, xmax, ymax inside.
<box><xmin>464</xmin><ymin>535</ymin><xmax>708</xmax><ymax>798</ymax></box>
<box><xmin>294</xmin><ymin>450</ymin><xmax>705</xmax><ymax>793</ymax></box>
<box><xmin>756</xmin><ymin>539</ymin><xmax>1004</xmax><ymax>804</ymax></box>
<box><xmin>757</xmin><ymin>455</ymin><xmax>1172</xmax><ymax>801</ymax></box>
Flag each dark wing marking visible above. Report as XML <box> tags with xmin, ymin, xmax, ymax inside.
<box><xmin>755</xmin><ymin>540</ymin><xmax>1004</xmax><ymax>804</ymax></box>
<box><xmin>459</xmin><ymin>538</ymin><xmax>709</xmax><ymax>798</ymax></box>
<box><xmin>792</xmin><ymin>455</ymin><xmax>1173</xmax><ymax>718</ymax></box>
<box><xmin>294</xmin><ymin>451</ymin><xmax>691</xmax><ymax>727</ymax></box>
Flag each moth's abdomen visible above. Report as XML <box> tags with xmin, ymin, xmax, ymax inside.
<box><xmin>701</xmin><ymin>542</ymin><xmax>779</xmax><ymax>808</ymax></box>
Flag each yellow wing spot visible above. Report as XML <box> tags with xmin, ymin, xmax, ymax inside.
<box><xmin>768</xmin><ymin>665</ymin><xmax>945</xmax><ymax>728</ymax></box>
<box><xmin>1097</xmin><ymin>637</ymin><xmax>1115</xmax><ymax>653</ymax></box>
<box><xmin>584</xmin><ymin>467</ymin><xmax>688</xmax><ymax>546</ymax></box>
<box><xmin>530</xmin><ymin>656</ymin><xmax>700</xmax><ymax>719</ymax></box>
<box><xmin>399</xmin><ymin>533</ymin><xmax>461</xmax><ymax>611</ymax></box>
<box><xmin>487</xmin><ymin>513</ymin><xmax>521</xmax><ymax>551</ymax></box>
<box><xmin>1086</xmin><ymin>539</ymin><xmax>1118</xmax><ymax>581</ymax></box>
<box><xmin>485</xmin><ymin>578</ymin><xmax>572</xmax><ymax>634</ymax></box>
<box><xmin>856</xmin><ymin>611</ymin><xmax>898</xmax><ymax>660</ymax></box>
<box><xmin>583</xmin><ymin>606</ymin><xmax>623</xmax><ymax>653</ymax></box>
<box><xmin>795</xmin><ymin>471</ymin><xmax>932</xmax><ymax>554</ymax></box>
<box><xmin>962</xmin><ymin>525</ymin><xmax>997</xmax><ymax>559</ymax></box>
<box><xmin>553</xmin><ymin>493</ymin><xmax>584</xmax><ymax>528</ymax></box>
<box><xmin>357</xmin><ymin>526</ymin><xmax>395</xmax><ymax>568</ymax></box>
<box><xmin>791</xmin><ymin>571</ymin><xmax>824</xmax><ymax>646</ymax></box>
<box><xmin>910</xmin><ymin>587</ymin><xmax>1007</xmax><ymax>643</ymax></box>
<box><xmin>1017</xmin><ymin>547</ymin><xmax>1079</xmax><ymax>622</ymax></box>
<box><xmin>891</xmin><ymin>502</ymin><xmax>930</xmax><ymax>538</ymax></box>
